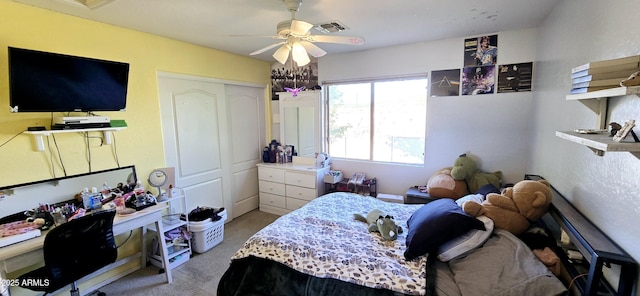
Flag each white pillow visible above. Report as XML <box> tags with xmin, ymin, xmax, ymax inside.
<box><xmin>437</xmin><ymin>215</ymin><xmax>494</xmax><ymax>262</ymax></box>
<box><xmin>455</xmin><ymin>193</ymin><xmax>484</xmax><ymax>208</ymax></box>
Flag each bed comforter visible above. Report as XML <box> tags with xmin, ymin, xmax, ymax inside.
<box><xmin>218</xmin><ymin>192</ymin><xmax>566</xmax><ymax>296</ymax></box>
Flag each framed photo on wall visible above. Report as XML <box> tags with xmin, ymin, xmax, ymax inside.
<box><xmin>430</xmin><ymin>69</ymin><xmax>461</xmax><ymax>97</ymax></box>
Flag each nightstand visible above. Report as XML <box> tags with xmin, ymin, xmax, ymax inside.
<box><xmin>405</xmin><ymin>187</ymin><xmax>437</xmax><ymax>204</ymax></box>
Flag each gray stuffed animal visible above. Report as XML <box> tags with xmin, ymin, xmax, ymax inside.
<box><xmin>354</xmin><ymin>209</ymin><xmax>403</xmax><ymax>241</ymax></box>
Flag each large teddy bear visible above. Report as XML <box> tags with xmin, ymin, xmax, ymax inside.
<box><xmin>424</xmin><ymin>167</ymin><xmax>469</xmax><ymax>199</ymax></box>
<box><xmin>463</xmin><ymin>180</ymin><xmax>553</xmax><ymax>235</ymax></box>
<box><xmin>450</xmin><ymin>154</ymin><xmax>502</xmax><ymax>193</ymax></box>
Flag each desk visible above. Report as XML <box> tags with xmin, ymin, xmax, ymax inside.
<box><xmin>0</xmin><ymin>204</ymin><xmax>173</xmax><ymax>294</ymax></box>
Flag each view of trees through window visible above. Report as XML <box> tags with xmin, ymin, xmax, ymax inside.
<box><xmin>327</xmin><ymin>77</ymin><xmax>427</xmax><ymax>164</ymax></box>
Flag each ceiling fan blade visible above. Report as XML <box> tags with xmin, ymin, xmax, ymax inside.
<box><xmin>273</xmin><ymin>44</ymin><xmax>291</xmax><ymax>64</ymax></box>
<box><xmin>250</xmin><ymin>42</ymin><xmax>286</xmax><ymax>55</ymax></box>
<box><xmin>300</xmin><ymin>41</ymin><xmax>326</xmax><ymax>58</ymax></box>
<box><xmin>307</xmin><ymin>35</ymin><xmax>365</xmax><ymax>45</ymax></box>
<box><xmin>290</xmin><ymin>19</ymin><xmax>313</xmax><ymax>36</ymax></box>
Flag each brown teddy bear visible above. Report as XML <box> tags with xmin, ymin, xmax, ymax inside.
<box><xmin>424</xmin><ymin>167</ymin><xmax>469</xmax><ymax>199</ymax></box>
<box><xmin>462</xmin><ymin>180</ymin><xmax>553</xmax><ymax>235</ymax></box>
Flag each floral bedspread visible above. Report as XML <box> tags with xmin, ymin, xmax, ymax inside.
<box><xmin>232</xmin><ymin>192</ymin><xmax>427</xmax><ymax>295</ymax></box>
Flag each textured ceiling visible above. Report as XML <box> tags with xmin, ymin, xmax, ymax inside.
<box><xmin>13</xmin><ymin>0</ymin><xmax>560</xmax><ymax>62</ymax></box>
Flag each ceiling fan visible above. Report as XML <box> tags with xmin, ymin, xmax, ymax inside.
<box><xmin>248</xmin><ymin>0</ymin><xmax>365</xmax><ymax>66</ymax></box>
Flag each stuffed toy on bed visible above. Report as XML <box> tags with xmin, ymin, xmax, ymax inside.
<box><xmin>354</xmin><ymin>209</ymin><xmax>403</xmax><ymax>241</ymax></box>
<box><xmin>424</xmin><ymin>167</ymin><xmax>469</xmax><ymax>199</ymax></box>
<box><xmin>462</xmin><ymin>180</ymin><xmax>553</xmax><ymax>235</ymax></box>
<box><xmin>450</xmin><ymin>154</ymin><xmax>502</xmax><ymax>194</ymax></box>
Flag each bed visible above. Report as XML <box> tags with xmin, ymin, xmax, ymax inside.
<box><xmin>217</xmin><ymin>192</ymin><xmax>567</xmax><ymax>296</ymax></box>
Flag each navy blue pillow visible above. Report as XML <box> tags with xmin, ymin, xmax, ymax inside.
<box><xmin>476</xmin><ymin>183</ymin><xmax>500</xmax><ymax>196</ymax></box>
<box><xmin>404</xmin><ymin>198</ymin><xmax>485</xmax><ymax>260</ymax></box>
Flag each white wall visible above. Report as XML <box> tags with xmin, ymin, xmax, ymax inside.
<box><xmin>318</xmin><ymin>28</ymin><xmax>538</xmax><ymax>195</ymax></box>
<box><xmin>530</xmin><ymin>0</ymin><xmax>640</xmax><ymax>288</ymax></box>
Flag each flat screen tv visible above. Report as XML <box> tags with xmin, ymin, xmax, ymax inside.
<box><xmin>8</xmin><ymin>47</ymin><xmax>129</xmax><ymax>113</ymax></box>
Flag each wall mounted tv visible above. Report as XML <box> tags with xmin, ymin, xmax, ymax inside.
<box><xmin>8</xmin><ymin>47</ymin><xmax>130</xmax><ymax>113</ymax></box>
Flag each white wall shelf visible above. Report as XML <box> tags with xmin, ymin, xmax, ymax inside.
<box><xmin>24</xmin><ymin>127</ymin><xmax>126</xmax><ymax>151</ymax></box>
<box><xmin>556</xmin><ymin>131</ymin><xmax>640</xmax><ymax>156</ymax></box>
<box><xmin>565</xmin><ymin>86</ymin><xmax>640</xmax><ymax>129</ymax></box>
<box><xmin>559</xmin><ymin>86</ymin><xmax>640</xmax><ymax>156</ymax></box>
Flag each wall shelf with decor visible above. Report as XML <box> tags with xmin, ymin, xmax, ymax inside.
<box><xmin>25</xmin><ymin>127</ymin><xmax>126</xmax><ymax>151</ymax></box>
<box><xmin>555</xmin><ymin>131</ymin><xmax>640</xmax><ymax>156</ymax></box>
<box><xmin>558</xmin><ymin>86</ymin><xmax>640</xmax><ymax>156</ymax></box>
<box><xmin>565</xmin><ymin>86</ymin><xmax>640</xmax><ymax>129</ymax></box>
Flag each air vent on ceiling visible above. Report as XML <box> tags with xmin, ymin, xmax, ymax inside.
<box><xmin>313</xmin><ymin>21</ymin><xmax>349</xmax><ymax>34</ymax></box>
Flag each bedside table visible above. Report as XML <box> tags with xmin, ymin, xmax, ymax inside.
<box><xmin>405</xmin><ymin>187</ymin><xmax>437</xmax><ymax>204</ymax></box>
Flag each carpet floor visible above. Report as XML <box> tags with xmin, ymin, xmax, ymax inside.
<box><xmin>98</xmin><ymin>209</ymin><xmax>279</xmax><ymax>296</ymax></box>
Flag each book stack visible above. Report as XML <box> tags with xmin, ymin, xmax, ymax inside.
<box><xmin>570</xmin><ymin>55</ymin><xmax>640</xmax><ymax>94</ymax></box>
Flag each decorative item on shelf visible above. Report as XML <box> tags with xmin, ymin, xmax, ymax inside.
<box><xmin>612</xmin><ymin>119</ymin><xmax>638</xmax><ymax>142</ymax></box>
<box><xmin>620</xmin><ymin>71</ymin><xmax>640</xmax><ymax>87</ymax></box>
<box><xmin>285</xmin><ymin>86</ymin><xmax>305</xmax><ymax>97</ymax></box>
<box><xmin>609</xmin><ymin>122</ymin><xmax>622</xmax><ymax>137</ymax></box>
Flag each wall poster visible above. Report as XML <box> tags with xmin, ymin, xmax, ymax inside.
<box><xmin>497</xmin><ymin>62</ymin><xmax>533</xmax><ymax>93</ymax></box>
<box><xmin>270</xmin><ymin>57</ymin><xmax>319</xmax><ymax>100</ymax></box>
<box><xmin>430</xmin><ymin>69</ymin><xmax>461</xmax><ymax>97</ymax></box>
<box><xmin>462</xmin><ymin>65</ymin><xmax>495</xmax><ymax>95</ymax></box>
<box><xmin>464</xmin><ymin>35</ymin><xmax>498</xmax><ymax>67</ymax></box>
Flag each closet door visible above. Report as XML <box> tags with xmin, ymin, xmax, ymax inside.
<box><xmin>225</xmin><ymin>84</ymin><xmax>266</xmax><ymax>218</ymax></box>
<box><xmin>158</xmin><ymin>73</ymin><xmax>231</xmax><ymax>216</ymax></box>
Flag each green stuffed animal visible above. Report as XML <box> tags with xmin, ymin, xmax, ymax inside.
<box><xmin>450</xmin><ymin>153</ymin><xmax>502</xmax><ymax>193</ymax></box>
<box><xmin>354</xmin><ymin>209</ymin><xmax>403</xmax><ymax>241</ymax></box>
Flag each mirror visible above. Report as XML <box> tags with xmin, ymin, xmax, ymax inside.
<box><xmin>283</xmin><ymin>106</ymin><xmax>315</xmax><ymax>157</ymax></box>
<box><xmin>0</xmin><ymin>166</ymin><xmax>137</xmax><ymax>216</ymax></box>
<box><xmin>279</xmin><ymin>90</ymin><xmax>321</xmax><ymax>158</ymax></box>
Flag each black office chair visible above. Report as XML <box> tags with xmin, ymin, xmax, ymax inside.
<box><xmin>18</xmin><ymin>209</ymin><xmax>117</xmax><ymax>296</ymax></box>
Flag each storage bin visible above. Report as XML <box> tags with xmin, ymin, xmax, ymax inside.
<box><xmin>323</xmin><ymin>171</ymin><xmax>343</xmax><ymax>184</ymax></box>
<box><xmin>190</xmin><ymin>209</ymin><xmax>227</xmax><ymax>253</ymax></box>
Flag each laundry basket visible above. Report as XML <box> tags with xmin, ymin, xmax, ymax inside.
<box><xmin>189</xmin><ymin>209</ymin><xmax>227</xmax><ymax>253</ymax></box>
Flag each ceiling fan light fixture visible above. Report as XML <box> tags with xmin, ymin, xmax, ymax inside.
<box><xmin>291</xmin><ymin>42</ymin><xmax>310</xmax><ymax>66</ymax></box>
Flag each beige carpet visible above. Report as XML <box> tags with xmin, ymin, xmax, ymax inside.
<box><xmin>98</xmin><ymin>209</ymin><xmax>279</xmax><ymax>296</ymax></box>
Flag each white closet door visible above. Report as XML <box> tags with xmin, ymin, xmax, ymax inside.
<box><xmin>225</xmin><ymin>84</ymin><xmax>266</xmax><ymax>218</ymax></box>
<box><xmin>158</xmin><ymin>74</ymin><xmax>231</xmax><ymax>216</ymax></box>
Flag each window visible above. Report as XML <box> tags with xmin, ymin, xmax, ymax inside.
<box><xmin>326</xmin><ymin>77</ymin><xmax>427</xmax><ymax>164</ymax></box>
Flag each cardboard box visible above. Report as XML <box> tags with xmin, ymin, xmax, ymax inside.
<box><xmin>377</xmin><ymin>193</ymin><xmax>404</xmax><ymax>204</ymax></box>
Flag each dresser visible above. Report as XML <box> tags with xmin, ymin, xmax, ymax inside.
<box><xmin>257</xmin><ymin>161</ymin><xmax>329</xmax><ymax>216</ymax></box>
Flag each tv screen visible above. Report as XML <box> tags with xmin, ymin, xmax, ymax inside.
<box><xmin>8</xmin><ymin>47</ymin><xmax>129</xmax><ymax>113</ymax></box>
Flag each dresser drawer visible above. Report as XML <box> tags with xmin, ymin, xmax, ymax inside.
<box><xmin>259</xmin><ymin>180</ymin><xmax>286</xmax><ymax>196</ymax></box>
<box><xmin>258</xmin><ymin>167</ymin><xmax>285</xmax><ymax>183</ymax></box>
<box><xmin>286</xmin><ymin>185</ymin><xmax>316</xmax><ymax>201</ymax></box>
<box><xmin>285</xmin><ymin>172</ymin><xmax>316</xmax><ymax>188</ymax></box>
<box><xmin>287</xmin><ymin>197</ymin><xmax>310</xmax><ymax>211</ymax></box>
<box><xmin>260</xmin><ymin>192</ymin><xmax>286</xmax><ymax>208</ymax></box>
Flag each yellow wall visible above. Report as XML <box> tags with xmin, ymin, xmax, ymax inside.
<box><xmin>0</xmin><ymin>2</ymin><xmax>270</xmax><ymax>294</ymax></box>
<box><xmin>0</xmin><ymin>1</ymin><xmax>271</xmax><ymax>188</ymax></box>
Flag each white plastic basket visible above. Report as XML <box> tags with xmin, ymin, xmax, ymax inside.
<box><xmin>190</xmin><ymin>209</ymin><xmax>227</xmax><ymax>253</ymax></box>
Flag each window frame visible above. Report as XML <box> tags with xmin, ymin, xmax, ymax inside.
<box><xmin>323</xmin><ymin>74</ymin><xmax>428</xmax><ymax>165</ymax></box>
